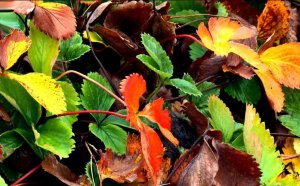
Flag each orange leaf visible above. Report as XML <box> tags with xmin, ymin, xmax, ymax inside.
<box><xmin>197</xmin><ymin>17</ymin><xmax>255</xmax><ymax>56</ymax></box>
<box><xmin>257</xmin><ymin>1</ymin><xmax>289</xmax><ymax>41</ymax></box>
<box><xmin>255</xmin><ymin>69</ymin><xmax>284</xmax><ymax>112</ymax></box>
<box><xmin>33</xmin><ymin>3</ymin><xmax>76</xmax><ymax>40</ymax></box>
<box><xmin>120</xmin><ymin>73</ymin><xmax>146</xmax><ymax>122</ymax></box>
<box><xmin>140</xmin><ymin>123</ymin><xmax>163</xmax><ymax>184</ymax></box>
<box><xmin>139</xmin><ymin>98</ymin><xmax>179</xmax><ymax>146</ymax></box>
<box><xmin>0</xmin><ymin>30</ymin><xmax>31</xmax><ymax>71</ymax></box>
<box><xmin>260</xmin><ymin>43</ymin><xmax>300</xmax><ymax>89</ymax></box>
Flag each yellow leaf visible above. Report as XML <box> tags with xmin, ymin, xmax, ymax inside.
<box><xmin>257</xmin><ymin>1</ymin><xmax>289</xmax><ymax>41</ymax></box>
<box><xmin>8</xmin><ymin>73</ymin><xmax>66</xmax><ymax>114</ymax></box>
<box><xmin>255</xmin><ymin>69</ymin><xmax>284</xmax><ymax>112</ymax></box>
<box><xmin>260</xmin><ymin>43</ymin><xmax>300</xmax><ymax>89</ymax></box>
<box><xmin>0</xmin><ymin>30</ymin><xmax>31</xmax><ymax>71</ymax></box>
<box><xmin>282</xmin><ymin>138</ymin><xmax>300</xmax><ymax>174</ymax></box>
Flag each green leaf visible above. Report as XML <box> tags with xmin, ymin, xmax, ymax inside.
<box><xmin>230</xmin><ymin>122</ymin><xmax>245</xmax><ymax>151</ymax></box>
<box><xmin>34</xmin><ymin>118</ymin><xmax>75</xmax><ymax>158</ymax></box>
<box><xmin>170</xmin><ymin>10</ymin><xmax>204</xmax><ymax>28</ymax></box>
<box><xmin>89</xmin><ymin>123</ymin><xmax>127</xmax><ymax>155</ymax></box>
<box><xmin>28</xmin><ymin>22</ymin><xmax>59</xmax><ymax>76</ymax></box>
<box><xmin>189</xmin><ymin>42</ymin><xmax>207</xmax><ymax>61</ymax></box>
<box><xmin>170</xmin><ymin>78</ymin><xmax>202</xmax><ymax>96</ymax></box>
<box><xmin>51</xmin><ymin>81</ymin><xmax>80</xmax><ymax>125</ymax></box>
<box><xmin>58</xmin><ymin>32</ymin><xmax>90</xmax><ymax>62</ymax></box>
<box><xmin>102</xmin><ymin>109</ymin><xmax>131</xmax><ymax>129</ymax></box>
<box><xmin>137</xmin><ymin>33</ymin><xmax>173</xmax><ymax>79</ymax></box>
<box><xmin>244</xmin><ymin>105</ymin><xmax>284</xmax><ymax>184</ymax></box>
<box><xmin>0</xmin><ymin>175</ymin><xmax>8</xmax><ymax>186</ymax></box>
<box><xmin>278</xmin><ymin>88</ymin><xmax>300</xmax><ymax>137</ymax></box>
<box><xmin>0</xmin><ymin>12</ymin><xmax>25</xmax><ymax>31</ymax></box>
<box><xmin>85</xmin><ymin>161</ymin><xmax>100</xmax><ymax>186</ymax></box>
<box><xmin>0</xmin><ymin>76</ymin><xmax>41</xmax><ymax>125</ymax></box>
<box><xmin>0</xmin><ymin>131</ymin><xmax>23</xmax><ymax>161</ymax></box>
<box><xmin>81</xmin><ymin>72</ymin><xmax>115</xmax><ymax>123</ymax></box>
<box><xmin>215</xmin><ymin>2</ymin><xmax>228</xmax><ymax>16</ymax></box>
<box><xmin>208</xmin><ymin>95</ymin><xmax>234</xmax><ymax>142</ymax></box>
<box><xmin>169</xmin><ymin>0</ymin><xmax>206</xmax><ymax>14</ymax></box>
<box><xmin>224</xmin><ymin>77</ymin><xmax>262</xmax><ymax>104</ymax></box>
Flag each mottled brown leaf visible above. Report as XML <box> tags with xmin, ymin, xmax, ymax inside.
<box><xmin>222</xmin><ymin>64</ymin><xmax>255</xmax><ymax>79</ymax></box>
<box><xmin>42</xmin><ymin>155</ymin><xmax>80</xmax><ymax>186</ymax></box>
<box><xmin>33</xmin><ymin>3</ymin><xmax>76</xmax><ymax>40</ymax></box>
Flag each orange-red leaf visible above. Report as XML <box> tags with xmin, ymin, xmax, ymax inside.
<box><xmin>260</xmin><ymin>43</ymin><xmax>300</xmax><ymax>89</ymax></box>
<box><xmin>0</xmin><ymin>30</ymin><xmax>31</xmax><ymax>71</ymax></box>
<box><xmin>139</xmin><ymin>98</ymin><xmax>179</xmax><ymax>146</ymax></box>
<box><xmin>255</xmin><ymin>69</ymin><xmax>284</xmax><ymax>112</ymax></box>
<box><xmin>120</xmin><ymin>73</ymin><xmax>146</xmax><ymax>121</ymax></box>
<box><xmin>33</xmin><ymin>3</ymin><xmax>76</xmax><ymax>40</ymax></box>
<box><xmin>140</xmin><ymin>123</ymin><xmax>163</xmax><ymax>185</ymax></box>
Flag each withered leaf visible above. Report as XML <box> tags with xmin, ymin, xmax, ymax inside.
<box><xmin>87</xmin><ymin>1</ymin><xmax>112</xmax><ymax>25</ymax></box>
<box><xmin>222</xmin><ymin>64</ymin><xmax>255</xmax><ymax>80</ymax></box>
<box><xmin>42</xmin><ymin>155</ymin><xmax>80</xmax><ymax>186</ymax></box>
<box><xmin>0</xmin><ymin>1</ymin><xmax>35</xmax><ymax>15</ymax></box>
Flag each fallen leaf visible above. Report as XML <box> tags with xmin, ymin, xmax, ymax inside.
<box><xmin>222</xmin><ymin>64</ymin><xmax>255</xmax><ymax>79</ymax></box>
<box><xmin>257</xmin><ymin>1</ymin><xmax>289</xmax><ymax>41</ymax></box>
<box><xmin>42</xmin><ymin>155</ymin><xmax>80</xmax><ymax>186</ymax></box>
<box><xmin>86</xmin><ymin>1</ymin><xmax>112</xmax><ymax>25</ymax></box>
<box><xmin>0</xmin><ymin>29</ymin><xmax>31</xmax><ymax>71</ymax></box>
<box><xmin>33</xmin><ymin>2</ymin><xmax>76</xmax><ymax>40</ymax></box>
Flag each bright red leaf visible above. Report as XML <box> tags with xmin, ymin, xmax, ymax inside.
<box><xmin>120</xmin><ymin>73</ymin><xmax>178</xmax><ymax>184</ymax></box>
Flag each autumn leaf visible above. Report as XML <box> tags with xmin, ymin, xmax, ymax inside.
<box><xmin>197</xmin><ymin>17</ymin><xmax>255</xmax><ymax>56</ymax></box>
<box><xmin>0</xmin><ymin>29</ymin><xmax>31</xmax><ymax>71</ymax></box>
<box><xmin>120</xmin><ymin>73</ymin><xmax>178</xmax><ymax>184</ymax></box>
<box><xmin>8</xmin><ymin>73</ymin><xmax>66</xmax><ymax>114</ymax></box>
<box><xmin>0</xmin><ymin>1</ymin><xmax>35</xmax><ymax>15</ymax></box>
<box><xmin>257</xmin><ymin>0</ymin><xmax>289</xmax><ymax>41</ymax></box>
<box><xmin>282</xmin><ymin>138</ymin><xmax>300</xmax><ymax>175</ymax></box>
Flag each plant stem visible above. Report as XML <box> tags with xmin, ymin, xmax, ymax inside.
<box><xmin>11</xmin><ymin>163</ymin><xmax>42</xmax><ymax>186</ymax></box>
<box><xmin>55</xmin><ymin>70</ymin><xmax>126</xmax><ymax>106</ymax></box>
<box><xmin>47</xmin><ymin>110</ymin><xmax>127</xmax><ymax>120</ymax></box>
<box><xmin>280</xmin><ymin>154</ymin><xmax>300</xmax><ymax>160</ymax></box>
<box><xmin>170</xmin><ymin>13</ymin><xmax>229</xmax><ymax>19</ymax></box>
<box><xmin>146</xmin><ymin>80</ymin><xmax>163</xmax><ymax>102</ymax></box>
<box><xmin>160</xmin><ymin>34</ymin><xmax>206</xmax><ymax>48</ymax></box>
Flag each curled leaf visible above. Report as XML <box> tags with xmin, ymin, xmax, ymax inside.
<box><xmin>8</xmin><ymin>72</ymin><xmax>66</xmax><ymax>114</ymax></box>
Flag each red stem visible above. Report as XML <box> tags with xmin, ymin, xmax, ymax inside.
<box><xmin>11</xmin><ymin>163</ymin><xmax>42</xmax><ymax>186</ymax></box>
<box><xmin>49</xmin><ymin>110</ymin><xmax>127</xmax><ymax>119</ymax></box>
<box><xmin>160</xmin><ymin>34</ymin><xmax>206</xmax><ymax>48</ymax></box>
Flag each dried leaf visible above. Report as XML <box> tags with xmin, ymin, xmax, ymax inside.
<box><xmin>257</xmin><ymin>1</ymin><xmax>289</xmax><ymax>41</ymax></box>
<box><xmin>86</xmin><ymin>1</ymin><xmax>112</xmax><ymax>25</ymax></box>
<box><xmin>8</xmin><ymin>72</ymin><xmax>66</xmax><ymax>114</ymax></box>
<box><xmin>0</xmin><ymin>1</ymin><xmax>35</xmax><ymax>15</ymax></box>
<box><xmin>222</xmin><ymin>64</ymin><xmax>255</xmax><ymax>79</ymax></box>
<box><xmin>42</xmin><ymin>155</ymin><xmax>80</xmax><ymax>186</ymax></box>
<box><xmin>0</xmin><ymin>29</ymin><xmax>31</xmax><ymax>71</ymax></box>
<box><xmin>33</xmin><ymin>2</ymin><xmax>76</xmax><ymax>40</ymax></box>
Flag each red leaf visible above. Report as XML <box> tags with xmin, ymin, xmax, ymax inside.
<box><xmin>140</xmin><ymin>123</ymin><xmax>163</xmax><ymax>184</ymax></box>
<box><xmin>33</xmin><ymin>3</ymin><xmax>76</xmax><ymax>40</ymax></box>
<box><xmin>0</xmin><ymin>1</ymin><xmax>35</xmax><ymax>15</ymax></box>
<box><xmin>140</xmin><ymin>98</ymin><xmax>179</xmax><ymax>146</ymax></box>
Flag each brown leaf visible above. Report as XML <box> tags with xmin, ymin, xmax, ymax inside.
<box><xmin>0</xmin><ymin>1</ymin><xmax>35</xmax><ymax>15</ymax></box>
<box><xmin>183</xmin><ymin>101</ymin><xmax>208</xmax><ymax>137</ymax></box>
<box><xmin>188</xmin><ymin>55</ymin><xmax>225</xmax><ymax>82</ymax></box>
<box><xmin>0</xmin><ymin>104</ymin><xmax>11</xmax><ymax>123</ymax></box>
<box><xmin>222</xmin><ymin>64</ymin><xmax>255</xmax><ymax>79</ymax></box>
<box><xmin>257</xmin><ymin>32</ymin><xmax>277</xmax><ymax>55</ymax></box>
<box><xmin>212</xmin><ymin>140</ymin><xmax>261</xmax><ymax>186</ymax></box>
<box><xmin>285</xmin><ymin>1</ymin><xmax>299</xmax><ymax>42</ymax></box>
<box><xmin>177</xmin><ymin>140</ymin><xmax>218</xmax><ymax>186</ymax></box>
<box><xmin>93</xmin><ymin>25</ymin><xmax>139</xmax><ymax>57</ymax></box>
<box><xmin>42</xmin><ymin>155</ymin><xmax>80</xmax><ymax>186</ymax></box>
<box><xmin>33</xmin><ymin>2</ymin><xmax>76</xmax><ymax>40</ymax></box>
<box><xmin>98</xmin><ymin>149</ymin><xmax>145</xmax><ymax>183</ymax></box>
<box><xmin>103</xmin><ymin>1</ymin><xmax>153</xmax><ymax>41</ymax></box>
<box><xmin>87</xmin><ymin>1</ymin><xmax>112</xmax><ymax>25</ymax></box>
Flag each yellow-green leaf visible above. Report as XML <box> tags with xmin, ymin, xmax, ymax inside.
<box><xmin>244</xmin><ymin>105</ymin><xmax>284</xmax><ymax>184</ymax></box>
<box><xmin>7</xmin><ymin>72</ymin><xmax>66</xmax><ymax>114</ymax></box>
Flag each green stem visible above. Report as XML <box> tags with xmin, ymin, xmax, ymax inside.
<box><xmin>55</xmin><ymin>70</ymin><xmax>126</xmax><ymax>106</ymax></box>
<box><xmin>146</xmin><ymin>80</ymin><xmax>163</xmax><ymax>102</ymax></box>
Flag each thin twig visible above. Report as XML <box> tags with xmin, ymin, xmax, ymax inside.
<box><xmin>11</xmin><ymin>163</ymin><xmax>42</xmax><ymax>186</ymax></box>
<box><xmin>280</xmin><ymin>154</ymin><xmax>300</xmax><ymax>160</ymax></box>
<box><xmin>170</xmin><ymin>13</ymin><xmax>229</xmax><ymax>19</ymax></box>
<box><xmin>55</xmin><ymin>70</ymin><xmax>126</xmax><ymax>105</ymax></box>
<box><xmin>47</xmin><ymin>110</ymin><xmax>127</xmax><ymax>120</ymax></box>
